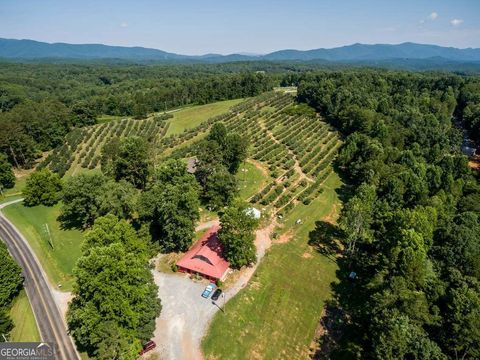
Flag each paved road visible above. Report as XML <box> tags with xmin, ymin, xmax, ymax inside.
<box><xmin>0</xmin><ymin>200</ymin><xmax>79</xmax><ymax>360</ymax></box>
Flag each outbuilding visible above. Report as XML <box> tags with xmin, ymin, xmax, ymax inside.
<box><xmin>245</xmin><ymin>207</ymin><xmax>261</xmax><ymax>220</ymax></box>
<box><xmin>176</xmin><ymin>225</ymin><xmax>229</xmax><ymax>282</ymax></box>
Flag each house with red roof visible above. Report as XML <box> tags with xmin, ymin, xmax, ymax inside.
<box><xmin>176</xmin><ymin>225</ymin><xmax>229</xmax><ymax>282</ymax></box>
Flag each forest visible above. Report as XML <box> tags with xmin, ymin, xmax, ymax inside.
<box><xmin>293</xmin><ymin>70</ymin><xmax>480</xmax><ymax>359</ymax></box>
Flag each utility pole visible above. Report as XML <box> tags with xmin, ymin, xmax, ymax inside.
<box><xmin>44</xmin><ymin>223</ymin><xmax>54</xmax><ymax>249</ymax></box>
<box><xmin>243</xmin><ymin>160</ymin><xmax>247</xmax><ymax>184</ymax></box>
<box><xmin>223</xmin><ymin>293</ymin><xmax>226</xmax><ymax>314</ymax></box>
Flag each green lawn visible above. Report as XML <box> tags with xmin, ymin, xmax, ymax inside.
<box><xmin>96</xmin><ymin>114</ymin><xmax>125</xmax><ymax>123</ymax></box>
<box><xmin>166</xmin><ymin>99</ymin><xmax>244</xmax><ymax>136</ymax></box>
<box><xmin>9</xmin><ymin>290</ymin><xmax>41</xmax><ymax>342</ymax></box>
<box><xmin>202</xmin><ymin>172</ymin><xmax>342</xmax><ymax>360</ymax></box>
<box><xmin>2</xmin><ymin>203</ymin><xmax>84</xmax><ymax>291</ymax></box>
<box><xmin>236</xmin><ymin>161</ymin><xmax>268</xmax><ymax>201</ymax></box>
<box><xmin>0</xmin><ymin>175</ymin><xmax>26</xmax><ymax>204</ymax></box>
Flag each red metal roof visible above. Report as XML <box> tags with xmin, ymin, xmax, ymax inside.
<box><xmin>176</xmin><ymin>225</ymin><xmax>229</xmax><ymax>280</ymax></box>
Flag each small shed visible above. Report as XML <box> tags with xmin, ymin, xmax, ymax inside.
<box><xmin>245</xmin><ymin>207</ymin><xmax>261</xmax><ymax>220</ymax></box>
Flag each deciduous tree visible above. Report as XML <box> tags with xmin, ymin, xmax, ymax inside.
<box><xmin>113</xmin><ymin>136</ymin><xmax>150</xmax><ymax>189</ymax></box>
<box><xmin>138</xmin><ymin>159</ymin><xmax>200</xmax><ymax>251</ymax></box>
<box><xmin>60</xmin><ymin>173</ymin><xmax>107</xmax><ymax>228</ymax></box>
<box><xmin>23</xmin><ymin>168</ymin><xmax>62</xmax><ymax>206</ymax></box>
<box><xmin>218</xmin><ymin>202</ymin><xmax>258</xmax><ymax>269</ymax></box>
<box><xmin>67</xmin><ymin>243</ymin><xmax>160</xmax><ymax>359</ymax></box>
<box><xmin>0</xmin><ymin>153</ymin><xmax>15</xmax><ymax>190</ymax></box>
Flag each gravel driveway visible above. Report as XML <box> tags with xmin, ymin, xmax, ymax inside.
<box><xmin>151</xmin><ymin>271</ymin><xmax>221</xmax><ymax>360</ymax></box>
<box><xmin>150</xmin><ymin>221</ymin><xmax>275</xmax><ymax>360</ymax></box>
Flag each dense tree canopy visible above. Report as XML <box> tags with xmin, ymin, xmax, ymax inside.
<box><xmin>60</xmin><ymin>173</ymin><xmax>108</xmax><ymax>228</ymax></box>
<box><xmin>0</xmin><ymin>242</ymin><xmax>22</xmax><ymax>308</ymax></box>
<box><xmin>195</xmin><ymin>123</ymin><xmax>247</xmax><ymax>209</ymax></box>
<box><xmin>295</xmin><ymin>70</ymin><xmax>480</xmax><ymax>359</ymax></box>
<box><xmin>23</xmin><ymin>168</ymin><xmax>62</xmax><ymax>206</ymax></box>
<box><xmin>60</xmin><ymin>173</ymin><xmax>138</xmax><ymax>228</ymax></box>
<box><xmin>0</xmin><ymin>153</ymin><xmax>14</xmax><ymax>191</ymax></box>
<box><xmin>82</xmin><ymin>214</ymin><xmax>147</xmax><ymax>256</ymax></box>
<box><xmin>218</xmin><ymin>202</ymin><xmax>258</xmax><ymax>269</ymax></box>
<box><xmin>0</xmin><ymin>241</ymin><xmax>23</xmax><ymax>340</ymax></box>
<box><xmin>206</xmin><ymin>123</ymin><xmax>249</xmax><ymax>174</ymax></box>
<box><xmin>138</xmin><ymin>159</ymin><xmax>200</xmax><ymax>252</ymax></box>
<box><xmin>67</xmin><ymin>243</ymin><xmax>161</xmax><ymax>359</ymax></box>
<box><xmin>113</xmin><ymin>136</ymin><xmax>150</xmax><ymax>189</ymax></box>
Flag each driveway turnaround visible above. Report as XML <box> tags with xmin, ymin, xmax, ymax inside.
<box><xmin>0</xmin><ymin>201</ymin><xmax>79</xmax><ymax>360</ymax></box>
<box><xmin>151</xmin><ymin>221</ymin><xmax>274</xmax><ymax>360</ymax></box>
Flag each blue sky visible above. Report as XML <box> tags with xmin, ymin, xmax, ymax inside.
<box><xmin>0</xmin><ymin>0</ymin><xmax>479</xmax><ymax>54</ymax></box>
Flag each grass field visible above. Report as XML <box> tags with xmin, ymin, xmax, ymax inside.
<box><xmin>9</xmin><ymin>290</ymin><xmax>41</xmax><ymax>342</ymax></box>
<box><xmin>236</xmin><ymin>161</ymin><xmax>269</xmax><ymax>201</ymax></box>
<box><xmin>165</xmin><ymin>99</ymin><xmax>244</xmax><ymax>136</ymax></box>
<box><xmin>0</xmin><ymin>176</ymin><xmax>26</xmax><ymax>204</ymax></box>
<box><xmin>2</xmin><ymin>203</ymin><xmax>83</xmax><ymax>291</ymax></box>
<box><xmin>96</xmin><ymin>114</ymin><xmax>125</xmax><ymax>123</ymax></box>
<box><xmin>202</xmin><ymin>172</ymin><xmax>342</xmax><ymax>360</ymax></box>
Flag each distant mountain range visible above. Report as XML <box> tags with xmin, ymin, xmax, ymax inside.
<box><xmin>1</xmin><ymin>38</ymin><xmax>480</xmax><ymax>65</ymax></box>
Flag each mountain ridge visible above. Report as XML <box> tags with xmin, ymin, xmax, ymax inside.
<box><xmin>1</xmin><ymin>38</ymin><xmax>480</xmax><ymax>64</ymax></box>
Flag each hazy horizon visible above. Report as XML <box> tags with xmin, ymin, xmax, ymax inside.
<box><xmin>3</xmin><ymin>37</ymin><xmax>480</xmax><ymax>57</ymax></box>
<box><xmin>1</xmin><ymin>0</ymin><xmax>479</xmax><ymax>55</ymax></box>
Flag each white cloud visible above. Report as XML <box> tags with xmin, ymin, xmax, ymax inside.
<box><xmin>428</xmin><ymin>12</ymin><xmax>438</xmax><ymax>20</ymax></box>
<box><xmin>120</xmin><ymin>22</ymin><xmax>128</xmax><ymax>28</ymax></box>
<box><xmin>450</xmin><ymin>19</ymin><xmax>464</xmax><ymax>26</ymax></box>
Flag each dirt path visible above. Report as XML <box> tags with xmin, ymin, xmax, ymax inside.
<box><xmin>257</xmin><ymin>120</ymin><xmax>322</xmax><ymax>216</ymax></box>
<box><xmin>259</xmin><ymin>121</ymin><xmax>312</xmax><ymax>183</ymax></box>
<box><xmin>195</xmin><ymin>219</ymin><xmax>220</xmax><ymax>232</ymax></box>
<box><xmin>248</xmin><ymin>159</ymin><xmax>269</xmax><ymax>179</ymax></box>
<box><xmin>151</xmin><ymin>219</ymin><xmax>276</xmax><ymax>360</ymax></box>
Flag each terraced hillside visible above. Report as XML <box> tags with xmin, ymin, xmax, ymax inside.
<box><xmin>39</xmin><ymin>99</ymin><xmax>243</xmax><ymax>177</ymax></box>
<box><xmin>237</xmin><ymin>95</ymin><xmax>341</xmax><ymax>217</ymax></box>
<box><xmin>40</xmin><ymin>116</ymin><xmax>170</xmax><ymax>176</ymax></box>
<box><xmin>161</xmin><ymin>91</ymin><xmax>341</xmax><ymax>216</ymax></box>
<box><xmin>40</xmin><ymin>92</ymin><xmax>340</xmax><ymax>217</ymax></box>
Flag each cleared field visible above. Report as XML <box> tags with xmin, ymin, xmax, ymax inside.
<box><xmin>2</xmin><ymin>203</ymin><xmax>83</xmax><ymax>291</ymax></box>
<box><xmin>165</xmin><ymin>99</ymin><xmax>244</xmax><ymax>135</ymax></box>
<box><xmin>9</xmin><ymin>290</ymin><xmax>41</xmax><ymax>342</ymax></box>
<box><xmin>236</xmin><ymin>161</ymin><xmax>269</xmax><ymax>201</ymax></box>
<box><xmin>96</xmin><ymin>114</ymin><xmax>125</xmax><ymax>123</ymax></box>
<box><xmin>202</xmin><ymin>172</ymin><xmax>342</xmax><ymax>359</ymax></box>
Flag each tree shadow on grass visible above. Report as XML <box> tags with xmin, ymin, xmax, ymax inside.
<box><xmin>308</xmin><ymin>221</ymin><xmax>366</xmax><ymax>358</ymax></box>
<box><xmin>308</xmin><ymin>220</ymin><xmax>343</xmax><ymax>262</ymax></box>
<box><xmin>57</xmin><ymin>212</ymin><xmax>84</xmax><ymax>231</ymax></box>
<box><xmin>311</xmin><ymin>256</ymin><xmax>365</xmax><ymax>360</ymax></box>
<box><xmin>331</xmin><ymin>161</ymin><xmax>355</xmax><ymax>205</ymax></box>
